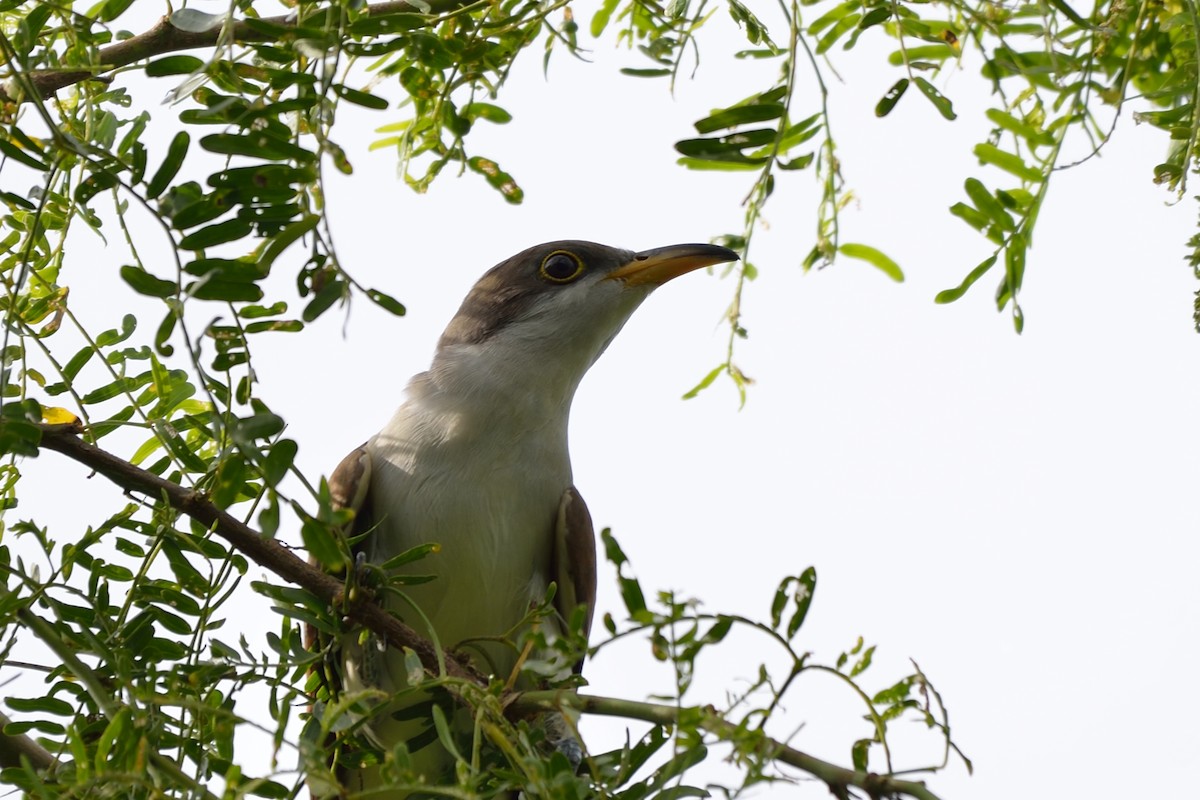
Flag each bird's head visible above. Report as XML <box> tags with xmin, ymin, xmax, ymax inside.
<box><xmin>429</xmin><ymin>240</ymin><xmax>738</xmax><ymax>414</ymax></box>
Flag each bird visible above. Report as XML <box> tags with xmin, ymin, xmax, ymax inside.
<box><xmin>317</xmin><ymin>240</ymin><xmax>739</xmax><ymax>797</ymax></box>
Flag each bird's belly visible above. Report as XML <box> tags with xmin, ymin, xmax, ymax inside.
<box><xmin>366</xmin><ymin>449</ymin><xmax>568</xmax><ymax>678</ymax></box>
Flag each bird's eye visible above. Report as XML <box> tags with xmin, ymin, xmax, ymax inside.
<box><xmin>539</xmin><ymin>251</ymin><xmax>585</xmax><ymax>284</ymax></box>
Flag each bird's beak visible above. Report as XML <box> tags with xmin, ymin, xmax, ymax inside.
<box><xmin>607</xmin><ymin>243</ymin><xmax>740</xmax><ymax>287</ymax></box>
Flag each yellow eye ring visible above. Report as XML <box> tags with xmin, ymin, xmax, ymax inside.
<box><xmin>539</xmin><ymin>250</ymin><xmax>585</xmax><ymax>284</ymax></box>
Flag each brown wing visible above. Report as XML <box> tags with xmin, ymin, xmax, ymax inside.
<box><xmin>329</xmin><ymin>442</ymin><xmax>372</xmax><ymax>523</ymax></box>
<box><xmin>303</xmin><ymin>442</ymin><xmax>372</xmax><ymax>652</ymax></box>
<box><xmin>307</xmin><ymin>443</ymin><xmax>374</xmax><ymax>799</ymax></box>
<box><xmin>551</xmin><ymin>486</ymin><xmax>596</xmax><ymax>671</ymax></box>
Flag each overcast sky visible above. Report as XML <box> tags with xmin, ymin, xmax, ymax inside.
<box><xmin>11</xmin><ymin>4</ymin><xmax>1200</xmax><ymax>799</ymax></box>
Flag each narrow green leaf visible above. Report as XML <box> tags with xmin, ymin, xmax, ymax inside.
<box><xmin>301</xmin><ymin>519</ymin><xmax>345</xmax><ymax>570</ymax></box>
<box><xmin>120</xmin><ymin>265</ymin><xmax>177</xmax><ymax>298</ymax></box>
<box><xmin>591</xmin><ymin>0</ymin><xmax>620</xmax><ymax>35</ymax></box>
<box><xmin>887</xmin><ymin>44</ymin><xmax>954</xmax><ymax>65</ymax></box>
<box><xmin>367</xmin><ymin>288</ymin><xmax>406</xmax><ymax>317</ymax></box>
<box><xmin>0</xmin><ymin>137</ymin><xmax>49</xmax><ymax>170</ymax></box>
<box><xmin>875</xmin><ymin>79</ymin><xmax>909</xmax><ymax>117</ymax></box>
<box><xmin>6</xmin><ymin>696</ymin><xmax>74</xmax><ymax>716</ymax></box>
<box><xmin>379</xmin><ymin>543</ymin><xmax>440</xmax><ymax>571</ymax></box>
<box><xmin>332</xmin><ymin>84</ymin><xmax>389</xmax><ymax>110</ymax></box>
<box><xmin>850</xmin><ymin>644</ymin><xmax>876</xmax><ymax>677</ymax></box>
<box><xmin>838</xmin><ymin>243</ymin><xmax>904</xmax><ymax>282</ymax></box>
<box><xmin>851</xmin><ymin>739</ymin><xmax>871</xmax><ymax>771</ymax></box>
<box><xmin>145</xmin><ymin>131</ymin><xmax>190</xmax><ymax>199</ymax></box>
<box><xmin>179</xmin><ymin>218</ymin><xmax>253</xmax><ymax>251</ymax></box>
<box><xmin>74</xmin><ymin>170</ymin><xmax>119</xmax><ymax>204</ymax></box>
<box><xmin>188</xmin><ymin>279</ymin><xmax>264</xmax><ymax>302</ymax></box>
<box><xmin>694</xmin><ymin>103</ymin><xmax>785</xmax><ymax>134</ymax></box>
<box><xmin>145</xmin><ymin>55</ymin><xmax>205</xmax><ymax>77</ymax></box>
<box><xmin>786</xmin><ymin>567</ymin><xmax>817</xmax><ymax>638</ymax></box>
<box><xmin>259</xmin><ymin>214</ymin><xmax>319</xmax><ymax>270</ymax></box>
<box><xmin>985</xmin><ymin>108</ymin><xmax>1054</xmax><ymax>146</ymax></box>
<box><xmin>682</xmin><ymin>365</ymin><xmax>724</xmax><ymax>400</ymax></box>
<box><xmin>963</xmin><ymin>178</ymin><xmax>1016</xmax><ymax>230</ymax></box>
<box><xmin>934</xmin><ymin>255</ymin><xmax>997</xmax><ymax>303</ymax></box>
<box><xmin>973</xmin><ymin>143</ymin><xmax>1042</xmax><ymax>182</ymax></box>
<box><xmin>94</xmin><ymin>706</ymin><xmax>131</xmax><ymax>771</ymax></box>
<box><xmin>302</xmin><ymin>280</ymin><xmax>345</xmax><ymax>322</ymax></box>
<box><xmin>949</xmin><ymin>202</ymin><xmax>989</xmax><ymax>232</ymax></box>
<box><xmin>676</xmin><ymin>157</ymin><xmax>764</xmax><ymax>172</ymax></box>
<box><xmin>96</xmin><ymin>315</ymin><xmax>137</xmax><ymax>347</ymax></box>
<box><xmin>913</xmin><ymin>77</ymin><xmax>957</xmax><ymax>120</ymax></box>
<box><xmin>815</xmin><ymin>13</ymin><xmax>861</xmax><ymax>54</ymax></box>
<box><xmin>461</xmin><ymin>102</ymin><xmax>511</xmax><ymax>124</ymax></box>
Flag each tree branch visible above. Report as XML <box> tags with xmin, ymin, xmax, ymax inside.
<box><xmin>0</xmin><ymin>710</ymin><xmax>56</xmax><ymax>772</ymax></box>
<box><xmin>4</xmin><ymin>1</ymin><xmax>468</xmax><ymax>103</ymax></box>
<box><xmin>28</xmin><ymin>423</ymin><xmax>947</xmax><ymax>799</ymax></box>
<box><xmin>31</xmin><ymin>422</ymin><xmax>483</xmax><ymax>685</ymax></box>
<box><xmin>512</xmin><ymin>691</ymin><xmax>947</xmax><ymax>800</ymax></box>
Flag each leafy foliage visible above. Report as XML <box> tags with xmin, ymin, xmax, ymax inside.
<box><xmin>0</xmin><ymin>0</ymin><xmax>1190</xmax><ymax>797</ymax></box>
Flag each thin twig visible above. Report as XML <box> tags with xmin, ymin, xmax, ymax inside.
<box><xmin>512</xmin><ymin>691</ymin><xmax>946</xmax><ymax>800</ymax></box>
<box><xmin>3</xmin><ymin>1</ymin><xmax>467</xmax><ymax>102</ymax></box>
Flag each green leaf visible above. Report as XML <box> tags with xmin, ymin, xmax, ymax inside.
<box><xmin>466</xmin><ymin>156</ymin><xmax>523</xmax><ymax>204</ymax></box>
<box><xmin>120</xmin><ymin>265</ymin><xmax>177</xmax><ymax>298</ymax></box>
<box><xmin>258</xmin><ymin>214</ymin><xmax>319</xmax><ymax>270</ymax></box>
<box><xmin>211</xmin><ymin>455</ymin><xmax>248</xmax><ymax>508</ymax></box>
<box><xmin>963</xmin><ymin>178</ymin><xmax>1016</xmax><ymax>230</ymax></box>
<box><xmin>786</xmin><ymin>567</ymin><xmax>817</xmax><ymax>638</ymax></box>
<box><xmin>260</xmin><ymin>438</ymin><xmax>297</xmax><ymax>486</ymax></box>
<box><xmin>179</xmin><ymin>218</ymin><xmax>254</xmax><ymax>250</ymax></box>
<box><xmin>301</xmin><ymin>519</ymin><xmax>345</xmax><ymax>571</ymax></box>
<box><xmin>379</xmin><ymin>543</ymin><xmax>439</xmax><ymax>571</ymax></box>
<box><xmin>234</xmin><ymin>412</ymin><xmax>285</xmax><ymax>443</ymax></box>
<box><xmin>875</xmin><ymin>79</ymin><xmax>909</xmax><ymax>117</ymax></box>
<box><xmin>838</xmin><ymin>243</ymin><xmax>904</xmax><ymax>282</ymax></box>
<box><xmin>332</xmin><ymin>84</ymin><xmax>389</xmax><ymax>110</ymax></box>
<box><xmin>145</xmin><ymin>55</ymin><xmax>205</xmax><ymax>77</ymax></box>
<box><xmin>96</xmin><ymin>315</ymin><xmax>137</xmax><ymax>347</ymax></box>
<box><xmin>949</xmin><ymin>202</ymin><xmax>990</xmax><ymax>232</ymax></box>
<box><xmin>302</xmin><ymin>280</ymin><xmax>345</xmax><ymax>322</ymax></box>
<box><xmin>973</xmin><ymin>143</ymin><xmax>1043</xmax><ymax>182</ymax></box>
<box><xmin>94</xmin><ymin>706</ymin><xmax>131</xmax><ymax>770</ymax></box>
<box><xmin>934</xmin><ymin>255</ymin><xmax>997</xmax><ymax>303</ymax></box>
<box><xmin>682</xmin><ymin>365</ymin><xmax>724</xmax><ymax>400</ymax></box>
<box><xmin>913</xmin><ymin>77</ymin><xmax>957</xmax><ymax>120</ymax></box>
<box><xmin>985</xmin><ymin>108</ymin><xmax>1054</xmax><ymax>146</ymax></box>
<box><xmin>366</xmin><ymin>288</ymin><xmax>406</xmax><ymax>317</ymax></box>
<box><xmin>188</xmin><ymin>279</ymin><xmax>264</xmax><ymax>303</ymax></box>
<box><xmin>620</xmin><ymin>68</ymin><xmax>672</xmax><ymax>77</ymax></box>
<box><xmin>0</xmin><ymin>137</ymin><xmax>49</xmax><ymax>170</ymax></box>
<box><xmin>200</xmin><ymin>132</ymin><xmax>315</xmax><ymax>163</ymax></box>
<box><xmin>591</xmin><ymin>0</ymin><xmax>620</xmax><ymax>36</ymax></box>
<box><xmin>145</xmin><ymin>131</ymin><xmax>190</xmax><ymax>199</ymax></box>
<box><xmin>850</xmin><ymin>644</ymin><xmax>876</xmax><ymax>676</ymax></box>
<box><xmin>815</xmin><ymin>13</ymin><xmax>862</xmax><ymax>54</ymax></box>
<box><xmin>851</xmin><ymin>738</ymin><xmax>871</xmax><ymax>771</ymax></box>
<box><xmin>461</xmin><ymin>103</ymin><xmax>512</xmax><ymax>124</ymax></box>
<box><xmin>676</xmin><ymin>157</ymin><xmax>764</xmax><ymax>172</ymax></box>
<box><xmin>74</xmin><ymin>170</ymin><xmax>119</xmax><ymax>204</ymax></box>
<box><xmin>694</xmin><ymin>103</ymin><xmax>785</xmax><ymax>134</ymax></box>
<box><xmin>6</xmin><ymin>696</ymin><xmax>74</xmax><ymax>716</ymax></box>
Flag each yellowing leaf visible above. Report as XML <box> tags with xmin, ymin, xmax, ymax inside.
<box><xmin>42</xmin><ymin>407</ymin><xmax>78</xmax><ymax>425</ymax></box>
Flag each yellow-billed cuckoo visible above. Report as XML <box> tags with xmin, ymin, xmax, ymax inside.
<box><xmin>324</xmin><ymin>240</ymin><xmax>738</xmax><ymax>796</ymax></box>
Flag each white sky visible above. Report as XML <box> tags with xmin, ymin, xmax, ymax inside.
<box><xmin>8</xmin><ymin>4</ymin><xmax>1200</xmax><ymax>799</ymax></box>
